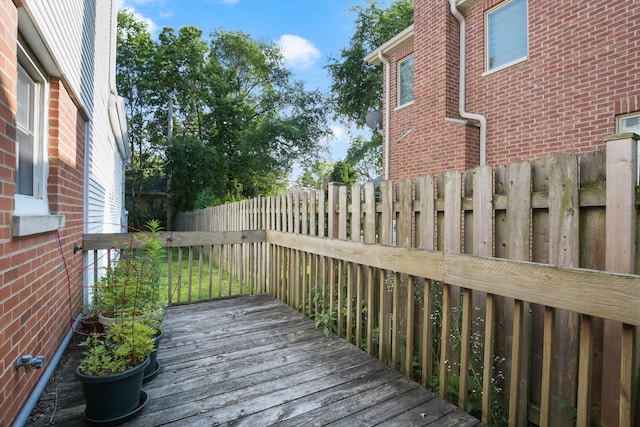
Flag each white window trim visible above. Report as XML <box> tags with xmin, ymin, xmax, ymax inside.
<box><xmin>483</xmin><ymin>0</ymin><xmax>529</xmax><ymax>75</ymax></box>
<box><xmin>617</xmin><ymin>112</ymin><xmax>640</xmax><ymax>134</ymax></box>
<box><xmin>616</xmin><ymin>112</ymin><xmax>640</xmax><ymax>184</ymax></box>
<box><xmin>12</xmin><ymin>40</ymin><xmax>63</xmax><ymax>237</ymax></box>
<box><xmin>397</xmin><ymin>54</ymin><xmax>414</xmax><ymax>108</ymax></box>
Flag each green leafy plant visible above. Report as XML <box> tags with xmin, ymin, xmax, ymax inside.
<box><xmin>426</xmin><ymin>280</ymin><xmax>508</xmax><ymax>426</ymax></box>
<box><xmin>93</xmin><ymin>219</ymin><xmax>166</xmax><ymax>325</ymax></box>
<box><xmin>78</xmin><ymin>320</ymin><xmax>155</xmax><ymax>376</ymax></box>
<box><xmin>310</xmin><ymin>285</ymin><xmax>337</xmax><ymax>336</ymax></box>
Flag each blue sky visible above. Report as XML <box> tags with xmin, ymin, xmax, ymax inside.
<box><xmin>118</xmin><ymin>0</ymin><xmax>392</xmax><ymax>173</ymax></box>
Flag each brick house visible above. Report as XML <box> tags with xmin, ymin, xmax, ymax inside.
<box><xmin>0</xmin><ymin>1</ymin><xmax>128</xmax><ymax>425</ymax></box>
<box><xmin>365</xmin><ymin>0</ymin><xmax>640</xmax><ymax>180</ymax></box>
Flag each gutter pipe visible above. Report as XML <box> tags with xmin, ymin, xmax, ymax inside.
<box><xmin>377</xmin><ymin>51</ymin><xmax>391</xmax><ymax>180</ymax></box>
<box><xmin>13</xmin><ymin>315</ymin><xmax>81</xmax><ymax>427</ymax></box>
<box><xmin>449</xmin><ymin>0</ymin><xmax>488</xmax><ymax>165</ymax></box>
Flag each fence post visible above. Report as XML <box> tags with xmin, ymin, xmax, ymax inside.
<box><xmin>603</xmin><ymin>133</ymin><xmax>638</xmax><ymax>427</ymax></box>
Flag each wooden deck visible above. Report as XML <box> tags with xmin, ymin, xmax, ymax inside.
<box><xmin>27</xmin><ymin>294</ymin><xmax>483</xmax><ymax>426</ymax></box>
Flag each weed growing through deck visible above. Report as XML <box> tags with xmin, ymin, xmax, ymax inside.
<box><xmin>310</xmin><ymin>285</ymin><xmax>336</xmax><ymax>336</ymax></box>
<box><xmin>427</xmin><ymin>280</ymin><xmax>508</xmax><ymax>427</ymax></box>
<box><xmin>307</xmin><ymin>283</ymin><xmax>380</xmax><ymax>355</ymax></box>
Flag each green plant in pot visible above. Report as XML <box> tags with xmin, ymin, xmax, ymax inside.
<box><xmin>134</xmin><ymin>219</ymin><xmax>167</xmax><ymax>382</ymax></box>
<box><xmin>140</xmin><ymin>300</ymin><xmax>166</xmax><ymax>382</ymax></box>
<box><xmin>93</xmin><ymin>219</ymin><xmax>166</xmax><ymax>326</ymax></box>
<box><xmin>76</xmin><ymin>319</ymin><xmax>155</xmax><ymax>423</ymax></box>
<box><xmin>96</xmin><ymin>219</ymin><xmax>167</xmax><ymax>382</ymax></box>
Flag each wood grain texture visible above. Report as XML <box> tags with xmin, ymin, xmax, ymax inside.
<box><xmin>28</xmin><ymin>294</ymin><xmax>483</xmax><ymax>427</ymax></box>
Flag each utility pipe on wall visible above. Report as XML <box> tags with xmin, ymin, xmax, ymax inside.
<box><xmin>449</xmin><ymin>0</ymin><xmax>487</xmax><ymax>166</ymax></box>
<box><xmin>377</xmin><ymin>51</ymin><xmax>391</xmax><ymax>180</ymax></box>
<box><xmin>13</xmin><ymin>316</ymin><xmax>81</xmax><ymax>427</ymax></box>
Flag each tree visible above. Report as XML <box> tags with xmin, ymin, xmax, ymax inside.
<box><xmin>117</xmin><ymin>10</ymin><xmax>164</xmax><ymax>228</ymax></box>
<box><xmin>344</xmin><ymin>133</ymin><xmax>382</xmax><ymax>182</ymax></box>
<box><xmin>329</xmin><ymin>161</ymin><xmax>359</xmax><ymax>188</ymax></box>
<box><xmin>117</xmin><ymin>14</ymin><xmax>333</xmax><ymax>217</ymax></box>
<box><xmin>327</xmin><ymin>0</ymin><xmax>413</xmax><ymax>127</ymax></box>
<box><xmin>165</xmin><ymin>136</ymin><xmax>223</xmax><ymax>214</ymax></box>
<box><xmin>326</xmin><ymin>0</ymin><xmax>413</xmax><ymax>181</ymax></box>
<box><xmin>297</xmin><ymin>160</ymin><xmax>335</xmax><ymax>189</ymax></box>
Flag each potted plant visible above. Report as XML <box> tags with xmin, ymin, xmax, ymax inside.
<box><xmin>93</xmin><ymin>219</ymin><xmax>165</xmax><ymax>319</ymax></box>
<box><xmin>133</xmin><ymin>219</ymin><xmax>167</xmax><ymax>382</ymax></box>
<box><xmin>76</xmin><ymin>320</ymin><xmax>155</xmax><ymax>423</ymax></box>
<box><xmin>76</xmin><ymin>219</ymin><xmax>167</xmax><ymax>421</ymax></box>
<box><xmin>138</xmin><ymin>299</ymin><xmax>165</xmax><ymax>382</ymax></box>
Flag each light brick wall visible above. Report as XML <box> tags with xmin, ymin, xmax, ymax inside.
<box><xmin>388</xmin><ymin>0</ymin><xmax>640</xmax><ymax>179</ymax></box>
<box><xmin>0</xmin><ymin>1</ymin><xmax>84</xmax><ymax>424</ymax></box>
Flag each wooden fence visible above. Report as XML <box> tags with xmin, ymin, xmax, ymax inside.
<box><xmin>92</xmin><ymin>134</ymin><xmax>637</xmax><ymax>426</ymax></box>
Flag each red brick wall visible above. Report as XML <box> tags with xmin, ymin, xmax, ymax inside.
<box><xmin>391</xmin><ymin>0</ymin><xmax>480</xmax><ymax>179</ymax></box>
<box><xmin>389</xmin><ymin>0</ymin><xmax>640</xmax><ymax>179</ymax></box>
<box><xmin>0</xmin><ymin>1</ymin><xmax>85</xmax><ymax>424</ymax></box>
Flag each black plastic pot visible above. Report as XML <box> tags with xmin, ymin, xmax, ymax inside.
<box><xmin>143</xmin><ymin>330</ymin><xmax>164</xmax><ymax>383</ymax></box>
<box><xmin>76</xmin><ymin>357</ymin><xmax>150</xmax><ymax>424</ymax></box>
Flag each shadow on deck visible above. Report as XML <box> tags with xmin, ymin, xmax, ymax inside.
<box><xmin>27</xmin><ymin>294</ymin><xmax>482</xmax><ymax>426</ymax></box>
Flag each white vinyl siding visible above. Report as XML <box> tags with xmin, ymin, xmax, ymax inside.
<box><xmin>26</xmin><ymin>1</ymin><xmax>128</xmax><ymax>291</ymax></box>
<box><xmin>26</xmin><ymin>0</ymin><xmax>96</xmax><ymax>116</ymax></box>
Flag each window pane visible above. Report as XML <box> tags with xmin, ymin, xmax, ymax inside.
<box><xmin>621</xmin><ymin>116</ymin><xmax>640</xmax><ymax>133</ymax></box>
<box><xmin>17</xmin><ymin>128</ymin><xmax>34</xmax><ymax>195</ymax></box>
<box><xmin>399</xmin><ymin>56</ymin><xmax>414</xmax><ymax>105</ymax></box>
<box><xmin>487</xmin><ymin>0</ymin><xmax>528</xmax><ymax>70</ymax></box>
<box><xmin>16</xmin><ymin>65</ymin><xmax>36</xmax><ymax>196</ymax></box>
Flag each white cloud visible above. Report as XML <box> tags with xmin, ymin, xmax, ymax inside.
<box><xmin>276</xmin><ymin>34</ymin><xmax>321</xmax><ymax>70</ymax></box>
<box><xmin>220</xmin><ymin>0</ymin><xmax>240</xmax><ymax>4</ymax></box>
<box><xmin>327</xmin><ymin>125</ymin><xmax>347</xmax><ymax>144</ymax></box>
<box><xmin>118</xmin><ymin>0</ymin><xmax>160</xmax><ymax>34</ymax></box>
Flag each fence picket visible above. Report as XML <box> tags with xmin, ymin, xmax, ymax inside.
<box><xmin>168</xmin><ymin>141</ymin><xmax>639</xmax><ymax>427</ymax></box>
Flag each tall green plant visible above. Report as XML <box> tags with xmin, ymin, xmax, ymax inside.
<box><xmin>94</xmin><ymin>220</ymin><xmax>166</xmax><ymax>322</ymax></box>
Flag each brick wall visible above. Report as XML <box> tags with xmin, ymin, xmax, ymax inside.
<box><xmin>388</xmin><ymin>0</ymin><xmax>640</xmax><ymax>180</ymax></box>
<box><xmin>0</xmin><ymin>1</ymin><xmax>84</xmax><ymax>424</ymax></box>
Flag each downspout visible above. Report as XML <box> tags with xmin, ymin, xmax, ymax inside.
<box><xmin>13</xmin><ymin>316</ymin><xmax>82</xmax><ymax>427</ymax></box>
<box><xmin>449</xmin><ymin>0</ymin><xmax>487</xmax><ymax>165</ymax></box>
<box><xmin>377</xmin><ymin>51</ymin><xmax>391</xmax><ymax>179</ymax></box>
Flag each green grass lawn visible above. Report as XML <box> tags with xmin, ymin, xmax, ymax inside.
<box><xmin>158</xmin><ymin>247</ymin><xmax>251</xmax><ymax>304</ymax></box>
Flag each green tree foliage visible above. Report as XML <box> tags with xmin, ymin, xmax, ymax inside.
<box><xmin>344</xmin><ymin>133</ymin><xmax>382</xmax><ymax>183</ymax></box>
<box><xmin>117</xmin><ymin>12</ymin><xmax>332</xmax><ymax>216</ymax></box>
<box><xmin>117</xmin><ymin>11</ymin><xmax>165</xmax><ymax>228</ymax></box>
<box><xmin>327</xmin><ymin>0</ymin><xmax>413</xmax><ymax>127</ymax></box>
<box><xmin>329</xmin><ymin>161</ymin><xmax>359</xmax><ymax>188</ymax></box>
<box><xmin>297</xmin><ymin>160</ymin><xmax>335</xmax><ymax>189</ymax></box>
<box><xmin>165</xmin><ymin>136</ymin><xmax>224</xmax><ymax>213</ymax></box>
<box><xmin>326</xmin><ymin>0</ymin><xmax>413</xmax><ymax>181</ymax></box>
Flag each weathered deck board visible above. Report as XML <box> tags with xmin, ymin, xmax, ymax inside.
<box><xmin>27</xmin><ymin>294</ymin><xmax>482</xmax><ymax>426</ymax></box>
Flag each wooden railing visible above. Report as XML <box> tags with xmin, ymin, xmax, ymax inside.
<box><xmin>83</xmin><ymin>230</ymin><xmax>267</xmax><ymax>304</ymax></box>
<box><xmin>83</xmin><ymin>227</ymin><xmax>639</xmax><ymax>426</ymax></box>
<box><xmin>85</xmin><ymin>135</ymin><xmax>640</xmax><ymax>426</ymax></box>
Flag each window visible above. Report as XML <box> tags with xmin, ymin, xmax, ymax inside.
<box><xmin>398</xmin><ymin>55</ymin><xmax>414</xmax><ymax>107</ymax></box>
<box><xmin>486</xmin><ymin>0</ymin><xmax>528</xmax><ymax>72</ymax></box>
<box><xmin>15</xmin><ymin>41</ymin><xmax>49</xmax><ymax>215</ymax></box>
<box><xmin>618</xmin><ymin>113</ymin><xmax>640</xmax><ymax>135</ymax></box>
<box><xmin>617</xmin><ymin>112</ymin><xmax>640</xmax><ymax>183</ymax></box>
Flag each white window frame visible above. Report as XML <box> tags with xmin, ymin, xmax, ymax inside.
<box><xmin>484</xmin><ymin>0</ymin><xmax>529</xmax><ymax>75</ymax></box>
<box><xmin>397</xmin><ymin>54</ymin><xmax>414</xmax><ymax>108</ymax></box>
<box><xmin>15</xmin><ymin>40</ymin><xmax>49</xmax><ymax>215</ymax></box>
<box><xmin>617</xmin><ymin>112</ymin><xmax>640</xmax><ymax>184</ymax></box>
<box><xmin>11</xmin><ymin>39</ymin><xmax>63</xmax><ymax>237</ymax></box>
<box><xmin>617</xmin><ymin>112</ymin><xmax>640</xmax><ymax>135</ymax></box>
